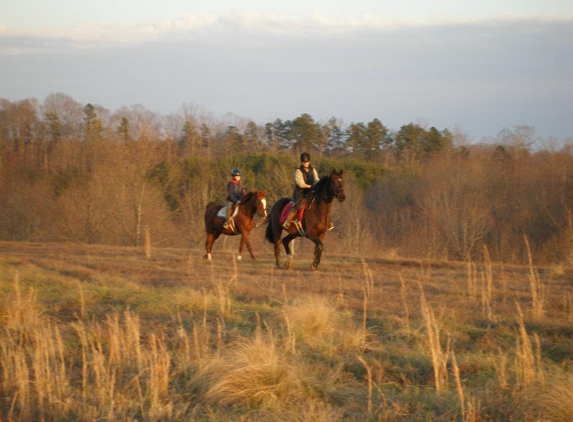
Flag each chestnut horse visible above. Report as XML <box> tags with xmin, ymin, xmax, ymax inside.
<box><xmin>204</xmin><ymin>190</ymin><xmax>267</xmax><ymax>261</ymax></box>
<box><xmin>265</xmin><ymin>170</ymin><xmax>345</xmax><ymax>270</ymax></box>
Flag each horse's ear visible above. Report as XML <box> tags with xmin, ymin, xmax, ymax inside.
<box><xmin>330</xmin><ymin>169</ymin><xmax>336</xmax><ymax>175</ymax></box>
<box><xmin>339</xmin><ymin>169</ymin><xmax>343</xmax><ymax>175</ymax></box>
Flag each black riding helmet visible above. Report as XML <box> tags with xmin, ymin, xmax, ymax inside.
<box><xmin>231</xmin><ymin>169</ymin><xmax>242</xmax><ymax>176</ymax></box>
<box><xmin>300</xmin><ymin>152</ymin><xmax>311</xmax><ymax>162</ymax></box>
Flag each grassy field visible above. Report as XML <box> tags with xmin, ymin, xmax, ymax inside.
<box><xmin>1</xmin><ymin>238</ymin><xmax>573</xmax><ymax>421</ymax></box>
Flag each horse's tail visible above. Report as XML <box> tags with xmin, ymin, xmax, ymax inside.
<box><xmin>264</xmin><ymin>219</ymin><xmax>274</xmax><ymax>244</ymax></box>
<box><xmin>265</xmin><ymin>198</ymin><xmax>290</xmax><ymax>244</ymax></box>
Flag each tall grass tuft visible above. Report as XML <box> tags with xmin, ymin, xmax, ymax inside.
<box><xmin>197</xmin><ymin>335</ymin><xmax>303</xmax><ymax>407</ymax></box>
<box><xmin>1</xmin><ymin>275</ymin><xmax>72</xmax><ymax>420</ymax></box>
<box><xmin>524</xmin><ymin>234</ymin><xmax>545</xmax><ymax>318</ymax></box>
<box><xmin>466</xmin><ymin>259</ymin><xmax>478</xmax><ymax>302</ymax></box>
<box><xmin>540</xmin><ymin>374</ymin><xmax>573</xmax><ymax>422</ymax></box>
<box><xmin>282</xmin><ymin>295</ymin><xmax>367</xmax><ymax>355</ymax></box>
<box><xmin>399</xmin><ymin>273</ymin><xmax>410</xmax><ymax>334</ymax></box>
<box><xmin>419</xmin><ymin>282</ymin><xmax>449</xmax><ymax>393</ymax></box>
<box><xmin>482</xmin><ymin>246</ymin><xmax>495</xmax><ymax>321</ymax></box>
<box><xmin>514</xmin><ymin>303</ymin><xmax>544</xmax><ymax>389</ymax></box>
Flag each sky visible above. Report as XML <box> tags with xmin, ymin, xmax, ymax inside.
<box><xmin>1</xmin><ymin>0</ymin><xmax>572</xmax><ymax>143</ymax></box>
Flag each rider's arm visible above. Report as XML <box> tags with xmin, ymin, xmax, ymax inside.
<box><xmin>311</xmin><ymin>168</ymin><xmax>319</xmax><ymax>185</ymax></box>
<box><xmin>228</xmin><ymin>183</ymin><xmax>243</xmax><ymax>203</ymax></box>
<box><xmin>295</xmin><ymin>169</ymin><xmax>312</xmax><ymax>189</ymax></box>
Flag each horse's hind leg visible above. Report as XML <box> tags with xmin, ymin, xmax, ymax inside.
<box><xmin>281</xmin><ymin>233</ymin><xmax>297</xmax><ymax>269</ymax></box>
<box><xmin>204</xmin><ymin>232</ymin><xmax>221</xmax><ymax>260</ymax></box>
<box><xmin>273</xmin><ymin>239</ymin><xmax>282</xmax><ymax>268</ymax></box>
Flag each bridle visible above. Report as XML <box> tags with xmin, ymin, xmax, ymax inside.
<box><xmin>239</xmin><ymin>192</ymin><xmax>267</xmax><ymax>220</ymax></box>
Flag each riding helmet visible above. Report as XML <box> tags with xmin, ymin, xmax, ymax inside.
<box><xmin>231</xmin><ymin>169</ymin><xmax>242</xmax><ymax>176</ymax></box>
<box><xmin>300</xmin><ymin>152</ymin><xmax>311</xmax><ymax>162</ymax></box>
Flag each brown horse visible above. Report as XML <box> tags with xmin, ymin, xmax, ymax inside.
<box><xmin>204</xmin><ymin>190</ymin><xmax>268</xmax><ymax>261</ymax></box>
<box><xmin>265</xmin><ymin>170</ymin><xmax>345</xmax><ymax>270</ymax></box>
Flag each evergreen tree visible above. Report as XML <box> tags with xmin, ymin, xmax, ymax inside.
<box><xmin>116</xmin><ymin>117</ymin><xmax>131</xmax><ymax>142</ymax></box>
<box><xmin>346</xmin><ymin>122</ymin><xmax>367</xmax><ymax>157</ymax></box>
<box><xmin>82</xmin><ymin>103</ymin><xmax>103</xmax><ymax>143</ymax></box>
<box><xmin>322</xmin><ymin>117</ymin><xmax>346</xmax><ymax>154</ymax></box>
<box><xmin>289</xmin><ymin>113</ymin><xmax>322</xmax><ymax>155</ymax></box>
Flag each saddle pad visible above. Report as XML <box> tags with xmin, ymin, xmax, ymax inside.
<box><xmin>279</xmin><ymin>202</ymin><xmax>304</xmax><ymax>223</ymax></box>
<box><xmin>217</xmin><ymin>206</ymin><xmax>227</xmax><ymax>219</ymax></box>
<box><xmin>217</xmin><ymin>205</ymin><xmax>239</xmax><ymax>219</ymax></box>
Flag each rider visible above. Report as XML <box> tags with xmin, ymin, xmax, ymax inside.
<box><xmin>223</xmin><ymin>169</ymin><xmax>246</xmax><ymax>229</ymax></box>
<box><xmin>282</xmin><ymin>152</ymin><xmax>319</xmax><ymax>229</ymax></box>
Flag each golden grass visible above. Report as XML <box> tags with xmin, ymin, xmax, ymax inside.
<box><xmin>198</xmin><ymin>334</ymin><xmax>303</xmax><ymax>408</ymax></box>
<box><xmin>1</xmin><ymin>240</ymin><xmax>573</xmax><ymax>421</ymax></box>
<box><xmin>540</xmin><ymin>374</ymin><xmax>573</xmax><ymax>422</ymax></box>
<box><xmin>282</xmin><ymin>295</ymin><xmax>368</xmax><ymax>355</ymax></box>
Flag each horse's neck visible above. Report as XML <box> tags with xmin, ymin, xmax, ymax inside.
<box><xmin>310</xmin><ymin>191</ymin><xmax>334</xmax><ymax>213</ymax></box>
<box><xmin>240</xmin><ymin>194</ymin><xmax>256</xmax><ymax>216</ymax></box>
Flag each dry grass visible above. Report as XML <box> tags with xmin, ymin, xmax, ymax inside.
<box><xmin>1</xmin><ymin>240</ymin><xmax>573</xmax><ymax>421</ymax></box>
<box><xmin>197</xmin><ymin>334</ymin><xmax>303</xmax><ymax>408</ymax></box>
<box><xmin>540</xmin><ymin>373</ymin><xmax>573</xmax><ymax>422</ymax></box>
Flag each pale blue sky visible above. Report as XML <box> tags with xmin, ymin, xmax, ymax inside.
<box><xmin>1</xmin><ymin>0</ymin><xmax>572</xmax><ymax>142</ymax></box>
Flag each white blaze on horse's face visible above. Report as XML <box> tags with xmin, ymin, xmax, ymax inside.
<box><xmin>260</xmin><ymin>198</ymin><xmax>268</xmax><ymax>219</ymax></box>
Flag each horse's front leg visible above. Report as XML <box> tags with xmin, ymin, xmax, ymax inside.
<box><xmin>239</xmin><ymin>233</ymin><xmax>256</xmax><ymax>260</ymax></box>
<box><xmin>307</xmin><ymin>235</ymin><xmax>324</xmax><ymax>270</ymax></box>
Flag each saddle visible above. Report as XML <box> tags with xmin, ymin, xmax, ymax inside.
<box><xmin>217</xmin><ymin>205</ymin><xmax>239</xmax><ymax>220</ymax></box>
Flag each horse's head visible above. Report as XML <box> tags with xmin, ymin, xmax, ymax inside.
<box><xmin>256</xmin><ymin>190</ymin><xmax>268</xmax><ymax>219</ymax></box>
<box><xmin>329</xmin><ymin>169</ymin><xmax>345</xmax><ymax>202</ymax></box>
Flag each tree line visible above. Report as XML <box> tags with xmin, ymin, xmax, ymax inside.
<box><xmin>1</xmin><ymin>93</ymin><xmax>572</xmax><ymax>265</ymax></box>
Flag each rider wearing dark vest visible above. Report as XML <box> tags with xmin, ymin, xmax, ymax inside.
<box><xmin>283</xmin><ymin>152</ymin><xmax>319</xmax><ymax>229</ymax></box>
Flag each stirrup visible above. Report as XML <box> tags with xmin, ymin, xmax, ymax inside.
<box><xmin>328</xmin><ymin>223</ymin><xmax>334</xmax><ymax>231</ymax></box>
<box><xmin>282</xmin><ymin>220</ymin><xmax>291</xmax><ymax>229</ymax></box>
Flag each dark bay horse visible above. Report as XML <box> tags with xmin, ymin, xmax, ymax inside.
<box><xmin>204</xmin><ymin>190</ymin><xmax>267</xmax><ymax>261</ymax></box>
<box><xmin>265</xmin><ymin>170</ymin><xmax>345</xmax><ymax>270</ymax></box>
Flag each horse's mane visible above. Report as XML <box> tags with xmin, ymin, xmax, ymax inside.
<box><xmin>311</xmin><ymin>175</ymin><xmax>332</xmax><ymax>193</ymax></box>
<box><xmin>241</xmin><ymin>191</ymin><xmax>256</xmax><ymax>203</ymax></box>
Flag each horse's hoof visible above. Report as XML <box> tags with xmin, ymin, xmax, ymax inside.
<box><xmin>310</xmin><ymin>263</ymin><xmax>318</xmax><ymax>270</ymax></box>
<box><xmin>283</xmin><ymin>260</ymin><xmax>292</xmax><ymax>270</ymax></box>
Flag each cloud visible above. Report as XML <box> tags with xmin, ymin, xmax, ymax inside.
<box><xmin>1</xmin><ymin>12</ymin><xmax>571</xmax><ymax>140</ymax></box>
<box><xmin>1</xmin><ymin>13</ymin><xmax>572</xmax><ymax>54</ymax></box>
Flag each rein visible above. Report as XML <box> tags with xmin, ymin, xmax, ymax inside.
<box><xmin>239</xmin><ymin>193</ymin><xmax>256</xmax><ymax>217</ymax></box>
<box><xmin>306</xmin><ymin>183</ymin><xmax>335</xmax><ymax>216</ymax></box>
<box><xmin>238</xmin><ymin>192</ymin><xmax>265</xmax><ymax>219</ymax></box>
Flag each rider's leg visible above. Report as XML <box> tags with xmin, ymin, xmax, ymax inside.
<box><xmin>223</xmin><ymin>201</ymin><xmax>234</xmax><ymax>228</ymax></box>
<box><xmin>283</xmin><ymin>196</ymin><xmax>306</xmax><ymax>229</ymax></box>
<box><xmin>282</xmin><ymin>205</ymin><xmax>298</xmax><ymax>229</ymax></box>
